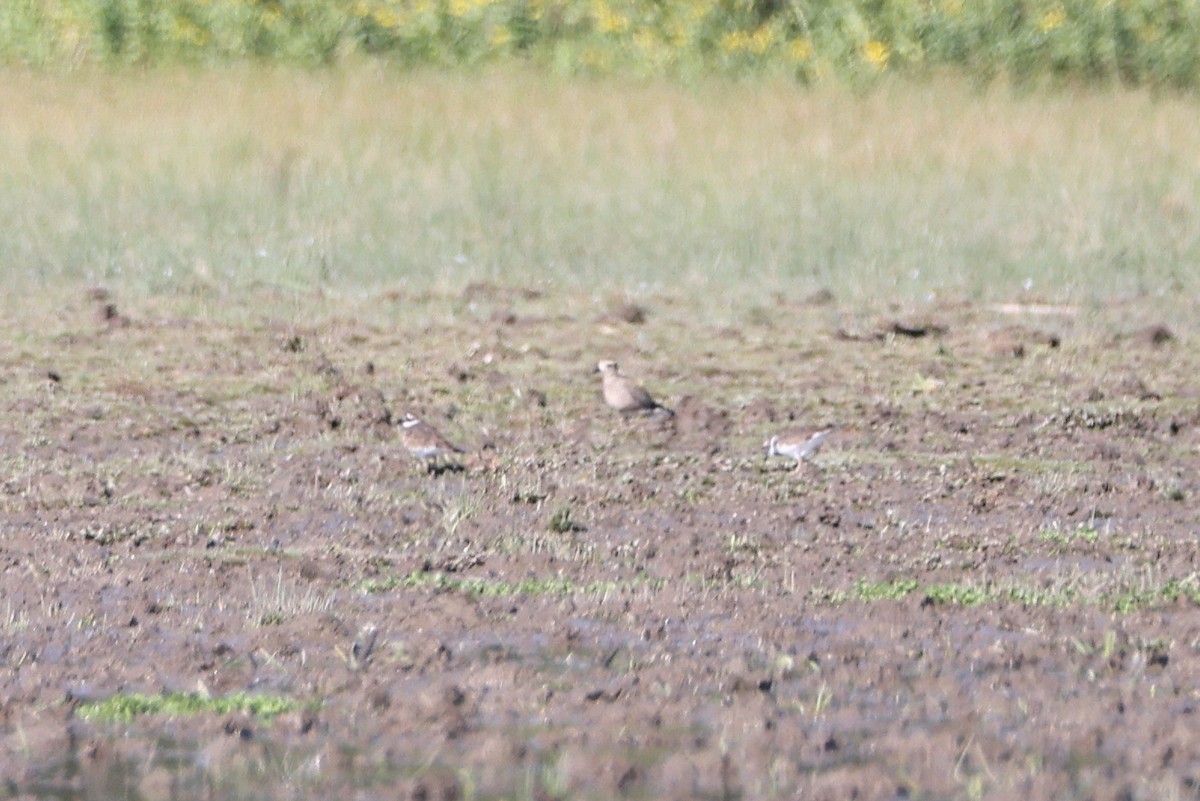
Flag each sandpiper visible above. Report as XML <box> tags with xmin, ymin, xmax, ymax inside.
<box><xmin>595</xmin><ymin>360</ymin><xmax>673</xmax><ymax>417</ymax></box>
<box><xmin>765</xmin><ymin>428</ymin><xmax>832</xmax><ymax>469</ymax></box>
<box><xmin>400</xmin><ymin>414</ymin><xmax>467</xmax><ymax>471</ymax></box>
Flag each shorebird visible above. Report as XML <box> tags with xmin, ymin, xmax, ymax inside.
<box><xmin>595</xmin><ymin>360</ymin><xmax>673</xmax><ymax>417</ymax></box>
<box><xmin>765</xmin><ymin>428</ymin><xmax>832</xmax><ymax>469</ymax></box>
<box><xmin>400</xmin><ymin>414</ymin><xmax>467</xmax><ymax>471</ymax></box>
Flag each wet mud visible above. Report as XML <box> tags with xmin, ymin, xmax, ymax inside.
<box><xmin>1</xmin><ymin>288</ymin><xmax>1197</xmax><ymax>799</ymax></box>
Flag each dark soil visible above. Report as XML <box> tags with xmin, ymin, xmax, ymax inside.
<box><xmin>1</xmin><ymin>287</ymin><xmax>1198</xmax><ymax>800</ymax></box>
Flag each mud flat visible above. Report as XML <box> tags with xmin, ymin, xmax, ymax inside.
<box><xmin>1</xmin><ymin>287</ymin><xmax>1196</xmax><ymax>800</ymax></box>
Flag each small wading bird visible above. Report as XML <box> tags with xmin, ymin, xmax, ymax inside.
<box><xmin>765</xmin><ymin>428</ymin><xmax>833</xmax><ymax>470</ymax></box>
<box><xmin>595</xmin><ymin>360</ymin><xmax>673</xmax><ymax>418</ymax></box>
<box><xmin>400</xmin><ymin>413</ymin><xmax>467</xmax><ymax>472</ymax></box>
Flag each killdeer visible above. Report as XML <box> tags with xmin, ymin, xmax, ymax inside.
<box><xmin>595</xmin><ymin>360</ymin><xmax>673</xmax><ymax>417</ymax></box>
<box><xmin>400</xmin><ymin>414</ymin><xmax>467</xmax><ymax>471</ymax></box>
<box><xmin>765</xmin><ymin>428</ymin><xmax>833</xmax><ymax>469</ymax></box>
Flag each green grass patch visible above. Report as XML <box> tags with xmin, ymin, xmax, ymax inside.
<box><xmin>1108</xmin><ymin>577</ymin><xmax>1200</xmax><ymax>614</ymax></box>
<box><xmin>359</xmin><ymin>569</ymin><xmax>662</xmax><ymax>598</ymax></box>
<box><xmin>1039</xmin><ymin>523</ymin><xmax>1103</xmax><ymax>547</ymax></box>
<box><xmin>76</xmin><ymin>691</ymin><xmax>301</xmax><ymax>722</ymax></box>
<box><xmin>817</xmin><ymin>573</ymin><xmax>1200</xmax><ymax>612</ymax></box>
<box><xmin>922</xmin><ymin>582</ymin><xmax>994</xmax><ymax>607</ymax></box>
<box><xmin>851</xmin><ymin>577</ymin><xmax>920</xmax><ymax>601</ymax></box>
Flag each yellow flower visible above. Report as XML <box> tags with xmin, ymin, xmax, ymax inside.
<box><xmin>748</xmin><ymin>25</ymin><xmax>774</xmax><ymax>54</ymax></box>
<box><xmin>489</xmin><ymin>26</ymin><xmax>511</xmax><ymax>48</ymax></box>
<box><xmin>449</xmin><ymin>0</ymin><xmax>497</xmax><ymax>17</ymax></box>
<box><xmin>664</xmin><ymin>19</ymin><xmax>690</xmax><ymax>47</ymax></box>
<box><xmin>634</xmin><ymin>29</ymin><xmax>671</xmax><ymax>64</ymax></box>
<box><xmin>720</xmin><ymin>30</ymin><xmax>749</xmax><ymax>53</ymax></box>
<box><xmin>371</xmin><ymin>4</ymin><xmax>400</xmax><ymax>28</ymax></box>
<box><xmin>720</xmin><ymin>26</ymin><xmax>773</xmax><ymax>55</ymax></box>
<box><xmin>592</xmin><ymin>0</ymin><xmax>630</xmax><ymax>34</ymax></box>
<box><xmin>173</xmin><ymin>17</ymin><xmax>208</xmax><ymax>46</ymax></box>
<box><xmin>1037</xmin><ymin>5</ymin><xmax>1066</xmax><ymax>33</ymax></box>
<box><xmin>788</xmin><ymin>37</ymin><xmax>812</xmax><ymax>62</ymax></box>
<box><xmin>863</xmin><ymin>39</ymin><xmax>889</xmax><ymax>68</ymax></box>
<box><xmin>942</xmin><ymin>0</ymin><xmax>962</xmax><ymax>14</ymax></box>
<box><xmin>579</xmin><ymin>45</ymin><xmax>612</xmax><ymax>71</ymax></box>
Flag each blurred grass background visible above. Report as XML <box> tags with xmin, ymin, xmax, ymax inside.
<box><xmin>3</xmin><ymin>1</ymin><xmax>1200</xmax><ymax>314</ymax></box>
<box><xmin>1</xmin><ymin>66</ymin><xmax>1197</xmax><ymax>312</ymax></box>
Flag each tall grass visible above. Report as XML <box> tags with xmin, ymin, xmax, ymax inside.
<box><xmin>1</xmin><ymin>67</ymin><xmax>1198</xmax><ymax>308</ymax></box>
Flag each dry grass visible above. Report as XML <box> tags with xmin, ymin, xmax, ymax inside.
<box><xmin>1</xmin><ymin>67</ymin><xmax>1199</xmax><ymax>317</ymax></box>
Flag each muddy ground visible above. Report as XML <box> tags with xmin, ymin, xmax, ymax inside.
<box><xmin>1</xmin><ymin>285</ymin><xmax>1198</xmax><ymax>800</ymax></box>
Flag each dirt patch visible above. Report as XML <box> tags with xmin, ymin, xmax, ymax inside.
<box><xmin>0</xmin><ymin>288</ymin><xmax>1198</xmax><ymax>799</ymax></box>
<box><xmin>672</xmin><ymin>394</ymin><xmax>732</xmax><ymax>439</ymax></box>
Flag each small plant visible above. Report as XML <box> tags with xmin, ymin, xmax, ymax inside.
<box><xmin>1102</xmin><ymin>630</ymin><xmax>1118</xmax><ymax>661</ymax></box>
<box><xmin>548</xmin><ymin>506</ymin><xmax>583</xmax><ymax>533</ymax></box>
<box><xmin>1162</xmin><ymin>484</ymin><xmax>1186</xmax><ymax>502</ymax></box>
<box><xmin>851</xmin><ymin>578</ymin><xmax>919</xmax><ymax>602</ymax></box>
<box><xmin>248</xmin><ymin>569</ymin><xmax>336</xmax><ymax>626</ymax></box>
<box><xmin>810</xmin><ymin>683</ymin><xmax>833</xmax><ymax>717</ymax></box>
<box><xmin>922</xmin><ymin>583</ymin><xmax>991</xmax><ymax>607</ymax></box>
<box><xmin>361</xmin><ymin>569</ymin><xmax>661</xmax><ymax>599</ymax></box>
<box><xmin>439</xmin><ymin>496</ymin><xmax>478</xmax><ymax>537</ymax></box>
<box><xmin>1039</xmin><ymin>522</ymin><xmax>1102</xmax><ymax>547</ymax></box>
<box><xmin>3</xmin><ymin>602</ymin><xmax>29</xmax><ymax>632</ymax></box>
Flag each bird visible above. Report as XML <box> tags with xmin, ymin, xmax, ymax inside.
<box><xmin>399</xmin><ymin>413</ymin><xmax>467</xmax><ymax>471</ymax></box>
<box><xmin>765</xmin><ymin>428</ymin><xmax>833</xmax><ymax>469</ymax></box>
<box><xmin>595</xmin><ymin>360</ymin><xmax>673</xmax><ymax>417</ymax></box>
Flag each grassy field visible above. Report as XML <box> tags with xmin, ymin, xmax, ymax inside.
<box><xmin>2</xmin><ymin>67</ymin><xmax>1199</xmax><ymax>322</ymax></box>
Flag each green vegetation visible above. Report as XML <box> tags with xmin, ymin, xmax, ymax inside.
<box><xmin>922</xmin><ymin>582</ymin><xmax>994</xmax><ymax>606</ymax></box>
<box><xmin>1039</xmin><ymin>523</ymin><xmax>1103</xmax><ymax>547</ymax></box>
<box><xmin>77</xmin><ymin>691</ymin><xmax>300</xmax><ymax>722</ymax></box>
<box><xmin>1109</xmin><ymin>576</ymin><xmax>1200</xmax><ymax>613</ymax></box>
<box><xmin>359</xmin><ymin>569</ymin><xmax>665</xmax><ymax>597</ymax></box>
<box><xmin>7</xmin><ymin>0</ymin><xmax>1200</xmax><ymax>88</ymax></box>
<box><xmin>358</xmin><ymin>566</ymin><xmax>1200</xmax><ymax>611</ymax></box>
<box><xmin>851</xmin><ymin>577</ymin><xmax>919</xmax><ymax>601</ymax></box>
<box><xmin>548</xmin><ymin>506</ymin><xmax>582</xmax><ymax>533</ymax></box>
<box><xmin>818</xmin><ymin>572</ymin><xmax>1200</xmax><ymax>612</ymax></box>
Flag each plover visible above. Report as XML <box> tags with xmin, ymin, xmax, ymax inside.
<box><xmin>400</xmin><ymin>414</ymin><xmax>467</xmax><ymax>471</ymax></box>
<box><xmin>596</xmin><ymin>360</ymin><xmax>673</xmax><ymax>417</ymax></box>
<box><xmin>765</xmin><ymin>428</ymin><xmax>833</xmax><ymax>469</ymax></box>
